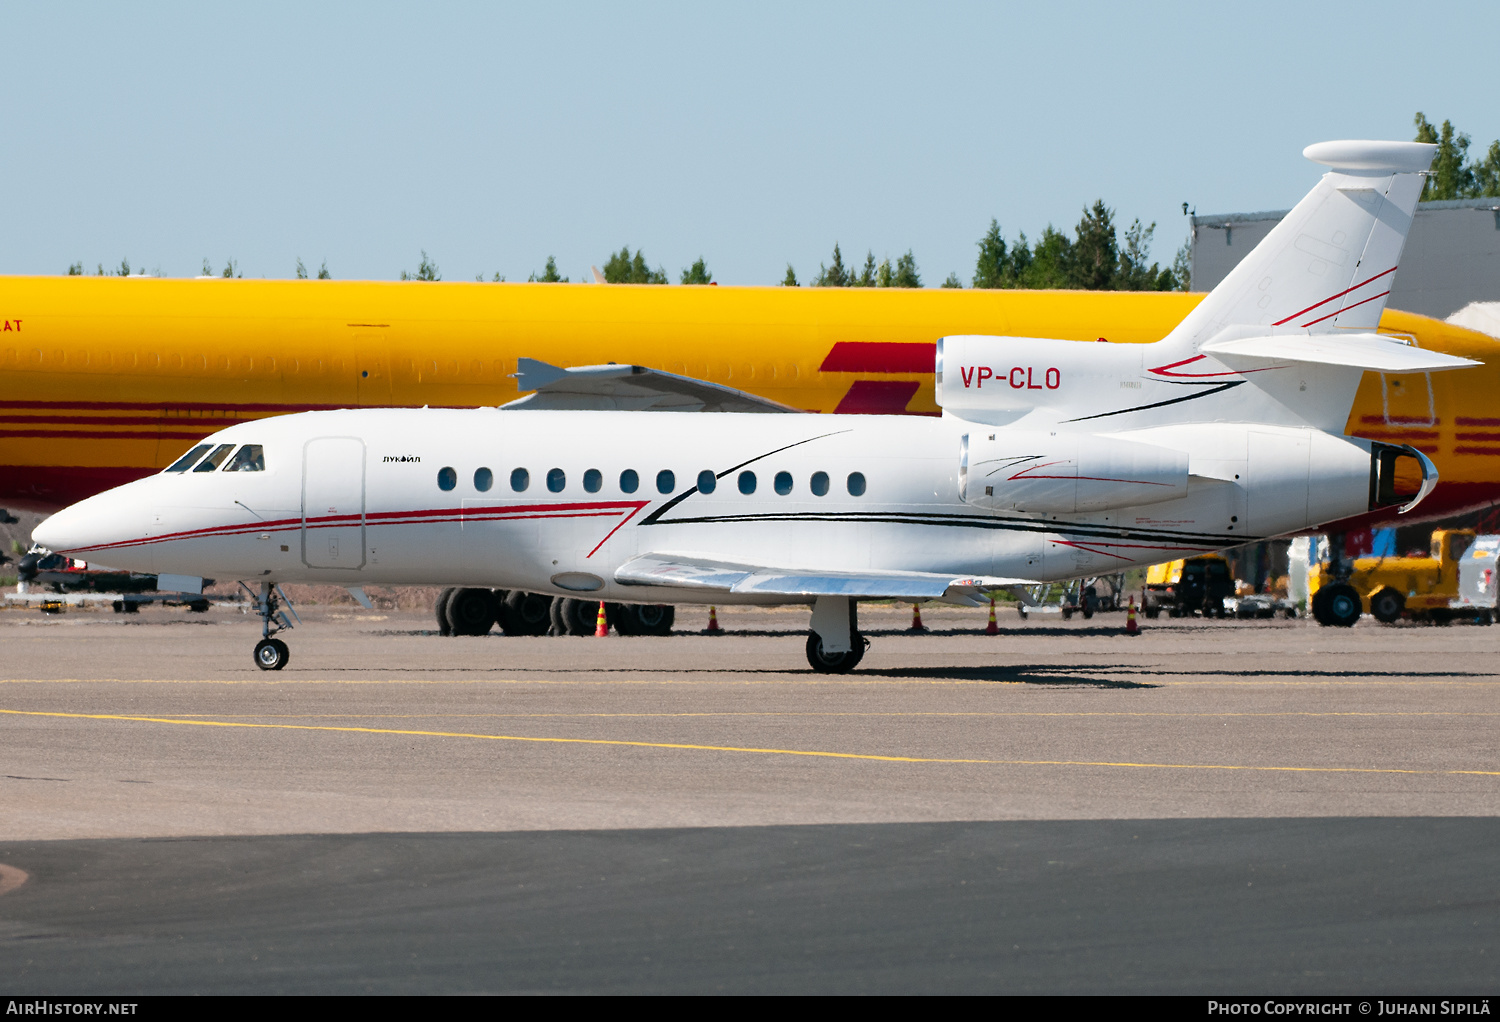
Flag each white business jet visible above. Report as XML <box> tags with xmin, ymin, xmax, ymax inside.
<box><xmin>33</xmin><ymin>140</ymin><xmax>1479</xmax><ymax>672</ymax></box>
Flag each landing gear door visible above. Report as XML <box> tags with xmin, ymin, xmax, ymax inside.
<box><xmin>302</xmin><ymin>437</ymin><xmax>366</xmax><ymax>570</ymax></box>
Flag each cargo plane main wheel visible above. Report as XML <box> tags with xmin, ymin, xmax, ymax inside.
<box><xmin>805</xmin><ymin>632</ymin><xmax>867</xmax><ymax>674</ymax></box>
<box><xmin>446</xmin><ymin>587</ymin><xmax>497</xmax><ymax>636</ymax></box>
<box><xmin>498</xmin><ymin>590</ymin><xmax>552</xmax><ymax>636</ymax></box>
<box><xmin>435</xmin><ymin>588</ymin><xmax>456</xmax><ymax>636</ymax></box>
<box><xmin>254</xmin><ymin>638</ymin><xmax>290</xmax><ymax>671</ymax></box>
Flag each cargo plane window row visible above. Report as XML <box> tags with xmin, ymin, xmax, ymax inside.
<box><xmin>436</xmin><ymin>466</ymin><xmax>866</xmax><ymax>497</ymax></box>
<box><xmin>165</xmin><ymin>443</ymin><xmax>266</xmax><ymax>473</ymax></box>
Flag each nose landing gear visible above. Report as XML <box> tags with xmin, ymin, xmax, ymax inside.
<box><xmin>244</xmin><ymin>582</ymin><xmax>295</xmax><ymax>671</ymax></box>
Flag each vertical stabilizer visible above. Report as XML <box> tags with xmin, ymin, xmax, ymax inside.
<box><xmin>1165</xmin><ymin>140</ymin><xmax>1435</xmax><ymax>349</ymax></box>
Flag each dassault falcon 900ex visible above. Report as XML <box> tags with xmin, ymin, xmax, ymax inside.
<box><xmin>33</xmin><ymin>140</ymin><xmax>1481</xmax><ymax>673</ymax></box>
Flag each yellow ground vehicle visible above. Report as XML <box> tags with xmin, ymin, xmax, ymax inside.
<box><xmin>1142</xmin><ymin>555</ymin><xmax>1235</xmax><ymax>618</ymax></box>
<box><xmin>1309</xmin><ymin>529</ymin><xmax>1476</xmax><ymax>624</ymax></box>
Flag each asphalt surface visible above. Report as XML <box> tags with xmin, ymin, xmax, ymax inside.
<box><xmin>2</xmin><ymin>599</ymin><xmax>1499</xmax><ymax>992</ymax></box>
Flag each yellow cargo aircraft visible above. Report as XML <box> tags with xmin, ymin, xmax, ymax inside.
<box><xmin>1</xmin><ymin>277</ymin><xmax>1495</xmax><ymax>530</ymax></box>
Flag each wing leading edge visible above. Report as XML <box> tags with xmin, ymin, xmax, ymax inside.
<box><xmin>615</xmin><ymin>553</ymin><xmax>1030</xmax><ymax>605</ymax></box>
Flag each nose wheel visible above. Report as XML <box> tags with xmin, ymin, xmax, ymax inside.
<box><xmin>244</xmin><ymin>581</ymin><xmax>297</xmax><ymax>671</ymax></box>
<box><xmin>254</xmin><ymin>637</ymin><xmax>290</xmax><ymax>671</ymax></box>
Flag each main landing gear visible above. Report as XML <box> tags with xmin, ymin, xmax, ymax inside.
<box><xmin>246</xmin><ymin>581</ymin><xmax>295</xmax><ymax>671</ymax></box>
<box><xmin>805</xmin><ymin>595</ymin><xmax>868</xmax><ymax>674</ymax></box>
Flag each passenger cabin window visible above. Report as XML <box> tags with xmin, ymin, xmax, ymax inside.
<box><xmin>810</xmin><ymin>471</ymin><xmax>830</xmax><ymax>497</ymax></box>
<box><xmin>774</xmin><ymin>471</ymin><xmax>793</xmax><ymax>495</ymax></box>
<box><xmin>193</xmin><ymin>444</ymin><xmax>236</xmax><ymax>472</ymax></box>
<box><xmin>847</xmin><ymin>472</ymin><xmax>866</xmax><ymax>496</ymax></box>
<box><xmin>656</xmin><ymin>470</ymin><xmax>675</xmax><ymax>494</ymax></box>
<box><xmin>223</xmin><ymin>445</ymin><xmax>265</xmax><ymax>472</ymax></box>
<box><xmin>738</xmin><ymin>471</ymin><xmax>756</xmax><ymax>495</ymax></box>
<box><xmin>437</xmin><ymin>466</ymin><xmax>457</xmax><ymax>491</ymax></box>
<box><xmin>583</xmin><ymin>468</ymin><xmax>602</xmax><ymax>493</ymax></box>
<box><xmin>166</xmin><ymin>444</ymin><xmax>213</xmax><ymax>473</ymax></box>
<box><xmin>474</xmin><ymin>467</ymin><xmax>493</xmax><ymax>492</ymax></box>
<box><xmin>620</xmin><ymin>469</ymin><xmax>639</xmax><ymax>493</ymax></box>
<box><xmin>511</xmin><ymin>468</ymin><xmax>529</xmax><ymax>492</ymax></box>
<box><xmin>697</xmin><ymin>470</ymin><xmax>716</xmax><ymax>494</ymax></box>
<box><xmin>547</xmin><ymin>468</ymin><xmax>566</xmax><ymax>492</ymax></box>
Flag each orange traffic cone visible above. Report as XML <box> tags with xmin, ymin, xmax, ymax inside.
<box><xmin>909</xmin><ymin>602</ymin><xmax>927</xmax><ymax>632</ymax></box>
<box><xmin>705</xmin><ymin>606</ymin><xmax>724</xmax><ymax>635</ymax></box>
<box><xmin>594</xmin><ymin>601</ymin><xmax>609</xmax><ymax>637</ymax></box>
<box><xmin>985</xmin><ymin>597</ymin><xmax>999</xmax><ymax>636</ymax></box>
<box><xmin>1124</xmin><ymin>598</ymin><xmax>1141</xmax><ymax>636</ymax></box>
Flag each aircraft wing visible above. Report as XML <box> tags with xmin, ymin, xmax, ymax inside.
<box><xmin>615</xmin><ymin>553</ymin><xmax>1030</xmax><ymax>604</ymax></box>
<box><xmin>503</xmin><ymin>358</ymin><xmax>803</xmax><ymax>413</ymax></box>
<box><xmin>1200</xmin><ymin>333</ymin><xmax>1481</xmax><ymax>372</ymax></box>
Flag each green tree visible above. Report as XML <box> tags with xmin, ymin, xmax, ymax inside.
<box><xmin>1475</xmin><ymin>140</ymin><xmax>1500</xmax><ymax>197</ymax></box>
<box><xmin>891</xmin><ymin>250</ymin><xmax>921</xmax><ymax>288</ymax></box>
<box><xmin>317</xmin><ymin>260</ymin><xmax>332</xmax><ymax>280</ymax></box>
<box><xmin>680</xmin><ymin>257</ymin><xmax>712</xmax><ymax>284</ymax></box>
<box><xmin>201</xmin><ymin>258</ymin><xmax>212</xmax><ymax>277</ymax></box>
<box><xmin>295</xmin><ymin>258</ymin><xmax>308</xmax><ymax>280</ymax></box>
<box><xmin>812</xmin><ymin>244</ymin><xmax>851</xmax><ymax>286</ymax></box>
<box><xmin>1415</xmin><ymin>112</ymin><xmax>1476</xmax><ymax>200</ymax></box>
<box><xmin>1022</xmin><ymin>227</ymin><xmax>1070</xmax><ymax>288</ymax></box>
<box><xmin>66</xmin><ymin>262</ymin><xmax>82</xmax><ymax>276</ymax></box>
<box><xmin>941</xmin><ymin>272</ymin><xmax>962</xmax><ymax>288</ymax></box>
<box><xmin>603</xmin><ymin>247</ymin><xmax>666</xmax><ymax>284</ymax></box>
<box><xmin>972</xmin><ymin>219</ymin><xmax>1009</xmax><ymax>288</ymax></box>
<box><xmin>492</xmin><ymin>272</ymin><xmax>505</xmax><ymax>282</ymax></box>
<box><xmin>1171</xmin><ymin>242</ymin><xmax>1191</xmax><ymax>291</ymax></box>
<box><xmin>116</xmin><ymin>258</ymin><xmax>132</xmax><ymax>277</ymax></box>
<box><xmin>221</xmin><ymin>259</ymin><xmax>240</xmax><ymax>279</ymax></box>
<box><xmin>852</xmin><ymin>251</ymin><xmax>877</xmax><ymax>287</ymax></box>
<box><xmin>400</xmin><ymin>251</ymin><xmax>440</xmax><ymax>281</ymax></box>
<box><xmin>781</xmin><ymin>264</ymin><xmax>799</xmax><ymax>286</ymax></box>
<box><xmin>875</xmin><ymin>258</ymin><xmax>893</xmax><ymax>288</ymax></box>
<box><xmin>1066</xmin><ymin>201</ymin><xmax>1118</xmax><ymax>290</ymax></box>
<box><xmin>529</xmin><ymin>256</ymin><xmax>567</xmax><ymax>283</ymax></box>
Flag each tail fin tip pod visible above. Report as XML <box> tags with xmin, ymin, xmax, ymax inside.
<box><xmin>1166</xmin><ymin>139</ymin><xmax>1437</xmax><ymax>347</ymax></box>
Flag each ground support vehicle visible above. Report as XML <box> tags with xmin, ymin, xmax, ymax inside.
<box><xmin>1309</xmin><ymin>529</ymin><xmax>1495</xmax><ymax>626</ymax></box>
<box><xmin>1450</xmin><ymin>535</ymin><xmax>1500</xmax><ymax>624</ymax></box>
<box><xmin>1142</xmin><ymin>556</ymin><xmax>1235</xmax><ymax>619</ymax></box>
<box><xmin>1015</xmin><ymin>575</ymin><xmax>1126</xmax><ymax>620</ymax></box>
<box><xmin>1225</xmin><ymin>594</ymin><xmax>1298</xmax><ymax>619</ymax></box>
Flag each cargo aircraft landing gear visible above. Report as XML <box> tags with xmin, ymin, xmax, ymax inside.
<box><xmin>246</xmin><ymin>581</ymin><xmax>294</xmax><ymax>671</ymax></box>
<box><xmin>805</xmin><ymin>595</ymin><xmax>867</xmax><ymax>673</ymax></box>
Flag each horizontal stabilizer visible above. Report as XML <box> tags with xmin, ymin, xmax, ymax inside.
<box><xmin>616</xmin><ymin>553</ymin><xmax>1029</xmax><ymax>604</ymax></box>
<box><xmin>1200</xmin><ymin>333</ymin><xmax>1480</xmax><ymax>373</ymax></box>
<box><xmin>504</xmin><ymin>358</ymin><xmax>802</xmax><ymax>413</ymax></box>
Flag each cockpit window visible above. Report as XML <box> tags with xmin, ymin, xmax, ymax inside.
<box><xmin>193</xmin><ymin>444</ymin><xmax>237</xmax><ymax>472</ymax></box>
<box><xmin>165</xmin><ymin>444</ymin><xmax>214</xmax><ymax>473</ymax></box>
<box><xmin>223</xmin><ymin>445</ymin><xmax>265</xmax><ymax>472</ymax></box>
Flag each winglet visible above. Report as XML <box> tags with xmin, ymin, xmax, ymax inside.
<box><xmin>591</xmin><ymin>266</ymin><xmax>606</xmax><ymax>284</ymax></box>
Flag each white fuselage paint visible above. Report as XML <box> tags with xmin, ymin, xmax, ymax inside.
<box><xmin>35</xmin><ymin>407</ymin><xmax>1379</xmax><ymax>605</ymax></box>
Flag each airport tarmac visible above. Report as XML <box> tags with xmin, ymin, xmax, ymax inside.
<box><xmin>2</xmin><ymin>599</ymin><xmax>1499</xmax><ymax>992</ymax></box>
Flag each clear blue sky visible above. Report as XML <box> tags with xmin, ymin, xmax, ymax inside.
<box><xmin>2</xmin><ymin>2</ymin><xmax>1492</xmax><ymax>285</ymax></box>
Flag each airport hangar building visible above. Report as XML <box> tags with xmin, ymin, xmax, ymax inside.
<box><xmin>1189</xmin><ymin>195</ymin><xmax>1500</xmax><ymax>320</ymax></box>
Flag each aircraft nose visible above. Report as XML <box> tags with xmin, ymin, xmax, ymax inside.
<box><xmin>32</xmin><ymin>484</ymin><xmax>153</xmax><ymax>558</ymax></box>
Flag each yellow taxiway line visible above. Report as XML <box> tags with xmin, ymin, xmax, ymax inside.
<box><xmin>3</xmin><ymin>707</ymin><xmax>1499</xmax><ymax>777</ymax></box>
